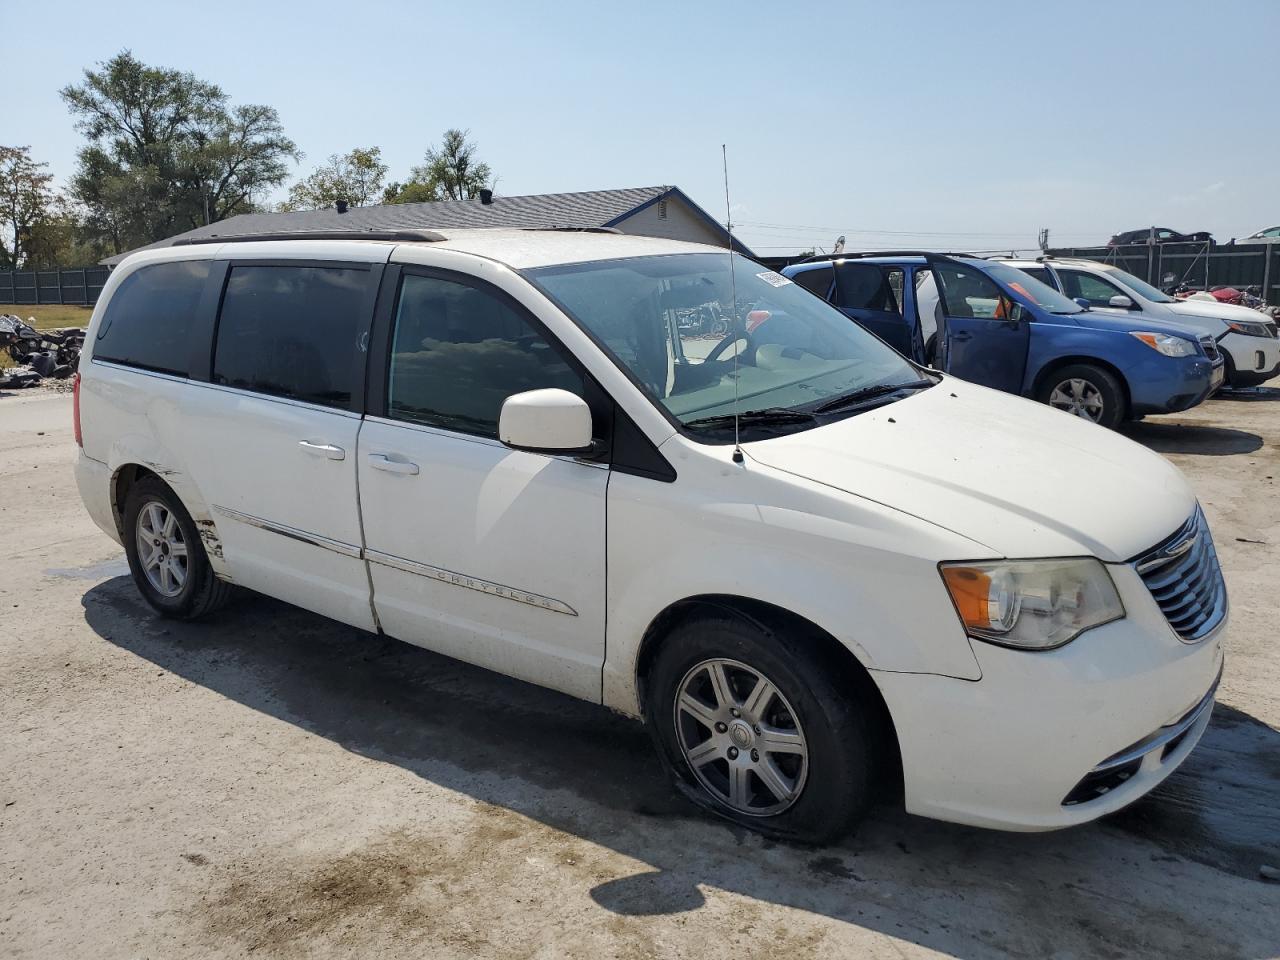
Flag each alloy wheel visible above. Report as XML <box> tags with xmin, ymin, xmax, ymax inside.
<box><xmin>1049</xmin><ymin>377</ymin><xmax>1105</xmax><ymax>422</ymax></box>
<box><xmin>134</xmin><ymin>500</ymin><xmax>188</xmax><ymax>598</ymax></box>
<box><xmin>673</xmin><ymin>658</ymin><xmax>810</xmax><ymax>816</ymax></box>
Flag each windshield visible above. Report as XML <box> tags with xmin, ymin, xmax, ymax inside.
<box><xmin>526</xmin><ymin>253</ymin><xmax>923</xmax><ymax>435</ymax></box>
<box><xmin>1104</xmin><ymin>267</ymin><xmax>1175</xmax><ymax>303</ymax></box>
<box><xmin>981</xmin><ymin>262</ymin><xmax>1083</xmax><ymax>314</ymax></box>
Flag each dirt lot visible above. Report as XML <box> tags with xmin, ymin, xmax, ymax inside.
<box><xmin>2</xmin><ymin>383</ymin><xmax>1278</xmax><ymax>959</ymax></box>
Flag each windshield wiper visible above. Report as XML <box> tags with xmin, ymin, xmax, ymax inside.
<box><xmin>809</xmin><ymin>378</ymin><xmax>934</xmax><ymax>415</ymax></box>
<box><xmin>684</xmin><ymin>407</ymin><xmax>818</xmax><ymax>431</ymax></box>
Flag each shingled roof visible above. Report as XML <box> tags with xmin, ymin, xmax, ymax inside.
<box><xmin>103</xmin><ymin>185</ymin><xmax>749</xmax><ymax>264</ymax></box>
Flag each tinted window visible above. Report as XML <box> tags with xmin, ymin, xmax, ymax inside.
<box><xmin>1059</xmin><ymin>269</ymin><xmax>1125</xmax><ymax>307</ymax></box>
<box><xmin>213</xmin><ymin>265</ymin><xmax>366</xmax><ymax>408</ymax></box>
<box><xmin>792</xmin><ymin>265</ymin><xmax>833</xmax><ymax>299</ymax></box>
<box><xmin>835</xmin><ymin>263</ymin><xmax>900</xmax><ymax>314</ymax></box>
<box><xmin>387</xmin><ymin>274</ymin><xmax>584</xmax><ymax>438</ymax></box>
<box><xmin>1017</xmin><ymin>267</ymin><xmax>1055</xmax><ymax>287</ymax></box>
<box><xmin>95</xmin><ymin>260</ymin><xmax>212</xmax><ymax>375</ymax></box>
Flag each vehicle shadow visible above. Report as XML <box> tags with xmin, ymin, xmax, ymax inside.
<box><xmin>1121</xmin><ymin>421</ymin><xmax>1264</xmax><ymax>456</ymax></box>
<box><xmin>81</xmin><ymin>577</ymin><xmax>1280</xmax><ymax>959</ymax></box>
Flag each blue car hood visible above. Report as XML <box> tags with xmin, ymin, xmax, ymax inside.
<box><xmin>1065</xmin><ymin>309</ymin><xmax>1208</xmax><ymax>340</ymax></box>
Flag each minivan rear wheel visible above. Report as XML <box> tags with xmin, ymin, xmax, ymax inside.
<box><xmin>123</xmin><ymin>476</ymin><xmax>232</xmax><ymax>619</ymax></box>
<box><xmin>646</xmin><ymin>611</ymin><xmax>882</xmax><ymax>844</ymax></box>
<box><xmin>1037</xmin><ymin>363</ymin><xmax>1125</xmax><ymax>429</ymax></box>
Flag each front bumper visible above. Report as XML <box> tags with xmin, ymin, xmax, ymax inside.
<box><xmin>873</xmin><ymin>562</ymin><xmax>1226</xmax><ymax>831</ymax></box>
<box><xmin>1128</xmin><ymin>354</ymin><xmax>1220</xmax><ymax>416</ymax></box>
<box><xmin>1219</xmin><ymin>331</ymin><xmax>1280</xmax><ymax>386</ymax></box>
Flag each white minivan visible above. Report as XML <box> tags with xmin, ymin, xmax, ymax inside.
<box><xmin>74</xmin><ymin>229</ymin><xmax>1227</xmax><ymax>841</ymax></box>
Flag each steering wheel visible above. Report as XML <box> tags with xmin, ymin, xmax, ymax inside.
<box><xmin>704</xmin><ymin>329</ymin><xmax>759</xmax><ymax>365</ymax></box>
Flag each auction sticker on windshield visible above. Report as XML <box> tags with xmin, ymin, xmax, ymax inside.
<box><xmin>756</xmin><ymin>271</ymin><xmax>793</xmax><ymax>288</ymax></box>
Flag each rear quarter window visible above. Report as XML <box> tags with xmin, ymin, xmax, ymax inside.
<box><xmin>95</xmin><ymin>260</ymin><xmax>213</xmax><ymax>376</ymax></box>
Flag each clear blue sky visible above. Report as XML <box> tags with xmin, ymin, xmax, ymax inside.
<box><xmin>7</xmin><ymin>0</ymin><xmax>1279</xmax><ymax>254</ymax></box>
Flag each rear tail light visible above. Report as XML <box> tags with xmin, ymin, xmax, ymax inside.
<box><xmin>73</xmin><ymin>372</ymin><xmax>83</xmax><ymax>447</ymax></box>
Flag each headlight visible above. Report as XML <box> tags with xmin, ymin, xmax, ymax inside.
<box><xmin>939</xmin><ymin>558</ymin><xmax>1124</xmax><ymax>650</ymax></box>
<box><xmin>1129</xmin><ymin>331</ymin><xmax>1198</xmax><ymax>357</ymax></box>
<box><xmin>1224</xmin><ymin>319</ymin><xmax>1271</xmax><ymax>338</ymax></box>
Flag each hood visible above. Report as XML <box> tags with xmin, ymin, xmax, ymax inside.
<box><xmin>1071</xmin><ymin>307</ymin><xmax>1214</xmax><ymax>339</ymax></box>
<box><xmin>1168</xmin><ymin>299</ymin><xmax>1276</xmax><ymax>328</ymax></box>
<box><xmin>744</xmin><ymin>379</ymin><xmax>1194</xmax><ymax>562</ymax></box>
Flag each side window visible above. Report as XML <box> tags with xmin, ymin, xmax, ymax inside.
<box><xmin>386</xmin><ymin>274</ymin><xmax>584</xmax><ymax>438</ymax></box>
<box><xmin>213</xmin><ymin>265</ymin><xmax>367</xmax><ymax>408</ymax></box>
<box><xmin>791</xmin><ymin>265</ymin><xmax>833</xmax><ymax>299</ymax></box>
<box><xmin>834</xmin><ymin>263</ymin><xmax>901</xmax><ymax>315</ymax></box>
<box><xmin>1059</xmin><ymin>270</ymin><xmax>1124</xmax><ymax>307</ymax></box>
<box><xmin>884</xmin><ymin>268</ymin><xmax>904</xmax><ymax>314</ymax></box>
<box><xmin>1017</xmin><ymin>267</ymin><xmax>1055</xmax><ymax>288</ymax></box>
<box><xmin>95</xmin><ymin>260</ymin><xmax>212</xmax><ymax>376</ymax></box>
<box><xmin>933</xmin><ymin>264</ymin><xmax>1007</xmax><ymax>319</ymax></box>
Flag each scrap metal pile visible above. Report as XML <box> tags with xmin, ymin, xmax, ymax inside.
<box><xmin>0</xmin><ymin>315</ymin><xmax>84</xmax><ymax>388</ymax></box>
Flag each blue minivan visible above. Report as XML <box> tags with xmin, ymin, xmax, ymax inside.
<box><xmin>782</xmin><ymin>254</ymin><xmax>1223</xmax><ymax>429</ymax></box>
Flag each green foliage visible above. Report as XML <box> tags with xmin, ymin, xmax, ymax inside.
<box><xmin>384</xmin><ymin>129</ymin><xmax>492</xmax><ymax>204</ymax></box>
<box><xmin>0</xmin><ymin>146</ymin><xmax>60</xmax><ymax>269</ymax></box>
<box><xmin>281</xmin><ymin>147</ymin><xmax>389</xmax><ymax>211</ymax></box>
<box><xmin>60</xmin><ymin>50</ymin><xmax>298</xmax><ymax>254</ymax></box>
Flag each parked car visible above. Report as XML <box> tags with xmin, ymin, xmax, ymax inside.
<box><xmin>76</xmin><ymin>230</ymin><xmax>1225</xmax><ymax>841</ymax></box>
<box><xmin>1000</xmin><ymin>258</ymin><xmax>1280</xmax><ymax>388</ymax></box>
<box><xmin>1109</xmin><ymin>227</ymin><xmax>1213</xmax><ymax>246</ymax></box>
<box><xmin>1236</xmin><ymin>226</ymin><xmax>1280</xmax><ymax>244</ymax></box>
<box><xmin>783</xmin><ymin>254</ymin><xmax>1223</xmax><ymax>428</ymax></box>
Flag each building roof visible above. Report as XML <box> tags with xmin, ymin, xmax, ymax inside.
<box><xmin>102</xmin><ymin>185</ymin><xmax>750</xmax><ymax>265</ymax></box>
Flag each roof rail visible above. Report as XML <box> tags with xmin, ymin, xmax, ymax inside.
<box><xmin>522</xmin><ymin>226</ymin><xmax>623</xmax><ymax>235</ymax></box>
<box><xmin>171</xmin><ymin>229</ymin><xmax>448</xmax><ymax>247</ymax></box>
<box><xmin>797</xmin><ymin>249</ymin><xmax>976</xmax><ymax>264</ymax></box>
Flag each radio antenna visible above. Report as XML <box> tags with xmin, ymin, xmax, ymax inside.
<box><xmin>722</xmin><ymin>144</ymin><xmax>744</xmax><ymax>465</ymax></box>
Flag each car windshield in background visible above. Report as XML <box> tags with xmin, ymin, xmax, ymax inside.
<box><xmin>526</xmin><ymin>253</ymin><xmax>927</xmax><ymax>439</ymax></box>
<box><xmin>981</xmin><ymin>262</ymin><xmax>1084</xmax><ymax>314</ymax></box>
<box><xmin>1106</xmin><ymin>267</ymin><xmax>1176</xmax><ymax>303</ymax></box>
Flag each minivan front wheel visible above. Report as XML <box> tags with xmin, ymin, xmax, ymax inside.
<box><xmin>1038</xmin><ymin>363</ymin><xmax>1124</xmax><ymax>429</ymax></box>
<box><xmin>123</xmin><ymin>476</ymin><xmax>232</xmax><ymax>619</ymax></box>
<box><xmin>646</xmin><ymin>611</ymin><xmax>881</xmax><ymax>844</ymax></box>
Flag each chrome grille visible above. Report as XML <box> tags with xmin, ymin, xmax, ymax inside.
<box><xmin>1198</xmin><ymin>336</ymin><xmax>1219</xmax><ymax>360</ymax></box>
<box><xmin>1133</xmin><ymin>508</ymin><xmax>1227</xmax><ymax>642</ymax></box>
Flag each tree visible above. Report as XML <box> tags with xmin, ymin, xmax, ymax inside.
<box><xmin>61</xmin><ymin>51</ymin><xmax>298</xmax><ymax>253</ymax></box>
<box><xmin>385</xmin><ymin>129</ymin><xmax>492</xmax><ymax>204</ymax></box>
<box><xmin>0</xmin><ymin>146</ymin><xmax>59</xmax><ymax>269</ymax></box>
<box><xmin>281</xmin><ymin>147</ymin><xmax>389</xmax><ymax>211</ymax></box>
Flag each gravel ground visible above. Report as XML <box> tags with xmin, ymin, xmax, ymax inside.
<box><xmin>1</xmin><ymin>384</ymin><xmax>1278</xmax><ymax>960</ymax></box>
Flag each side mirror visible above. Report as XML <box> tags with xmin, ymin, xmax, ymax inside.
<box><xmin>1109</xmin><ymin>294</ymin><xmax>1134</xmax><ymax>309</ymax></box>
<box><xmin>499</xmin><ymin>389</ymin><xmax>594</xmax><ymax>455</ymax></box>
<box><xmin>1073</xmin><ymin>297</ymin><xmax>1091</xmax><ymax>309</ymax></box>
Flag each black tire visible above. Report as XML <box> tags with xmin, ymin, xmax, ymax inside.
<box><xmin>646</xmin><ymin>610</ymin><xmax>884</xmax><ymax>845</ymax></box>
<box><xmin>123</xmin><ymin>476</ymin><xmax>233</xmax><ymax>619</ymax></box>
<box><xmin>1221</xmin><ymin>351</ymin><xmax>1237</xmax><ymax>389</ymax></box>
<box><xmin>1036</xmin><ymin>362</ymin><xmax>1126</xmax><ymax>429</ymax></box>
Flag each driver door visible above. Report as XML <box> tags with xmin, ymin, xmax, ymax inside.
<box><xmin>931</xmin><ymin>257</ymin><xmax>1030</xmax><ymax>393</ymax></box>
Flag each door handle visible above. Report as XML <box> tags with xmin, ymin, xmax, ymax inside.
<box><xmin>952</xmin><ymin>331</ymin><xmax>973</xmax><ymax>342</ymax></box>
<box><xmin>299</xmin><ymin>440</ymin><xmax>346</xmax><ymax>460</ymax></box>
<box><xmin>367</xmin><ymin>454</ymin><xmax>420</xmax><ymax>476</ymax></box>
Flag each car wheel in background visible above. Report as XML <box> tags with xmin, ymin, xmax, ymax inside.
<box><xmin>1037</xmin><ymin>363</ymin><xmax>1125</xmax><ymax>429</ymax></box>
